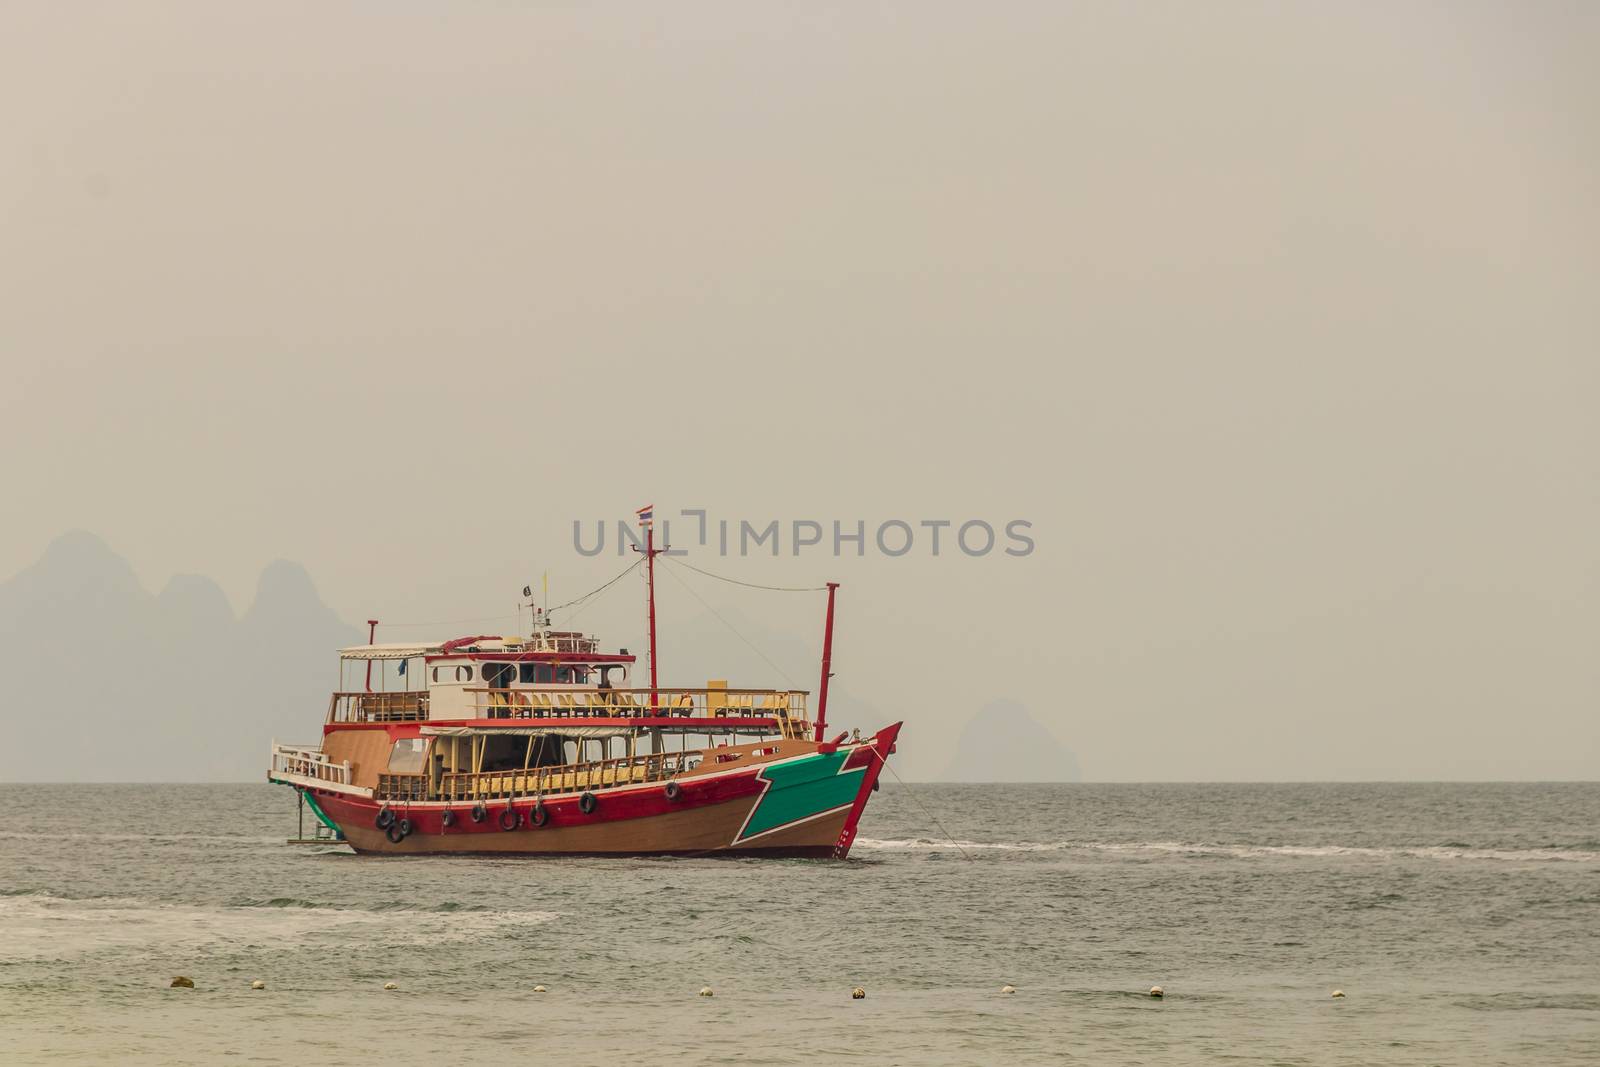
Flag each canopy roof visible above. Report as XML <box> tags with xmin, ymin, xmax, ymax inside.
<box><xmin>338</xmin><ymin>642</ymin><xmax>442</xmax><ymax>661</ymax></box>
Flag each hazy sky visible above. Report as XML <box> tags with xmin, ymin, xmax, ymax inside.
<box><xmin>3</xmin><ymin>3</ymin><xmax>1596</xmax><ymax>779</ymax></box>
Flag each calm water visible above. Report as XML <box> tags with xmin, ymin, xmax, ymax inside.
<box><xmin>2</xmin><ymin>782</ymin><xmax>1597</xmax><ymax>1065</ymax></box>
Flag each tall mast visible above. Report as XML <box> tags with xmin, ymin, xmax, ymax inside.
<box><xmin>364</xmin><ymin>619</ymin><xmax>378</xmax><ymax>692</ymax></box>
<box><xmin>646</xmin><ymin>522</ymin><xmax>660</xmax><ymax>709</ymax></box>
<box><xmin>814</xmin><ymin>582</ymin><xmax>838</xmax><ymax>742</ymax></box>
<box><xmin>634</xmin><ymin>504</ymin><xmax>661</xmax><ymax>712</ymax></box>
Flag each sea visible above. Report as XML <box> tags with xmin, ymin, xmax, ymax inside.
<box><xmin>1</xmin><ymin>782</ymin><xmax>1596</xmax><ymax>1066</ymax></box>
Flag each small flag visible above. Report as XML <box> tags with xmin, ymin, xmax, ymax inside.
<box><xmin>396</xmin><ymin>658</ymin><xmax>407</xmax><ymax>676</ymax></box>
<box><xmin>636</xmin><ymin>503</ymin><xmax>654</xmax><ymax>527</ymax></box>
<box><xmin>522</xmin><ymin>584</ymin><xmax>533</xmax><ymax>598</ymax></box>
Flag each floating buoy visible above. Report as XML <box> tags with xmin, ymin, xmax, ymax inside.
<box><xmin>170</xmin><ymin>976</ymin><xmax>194</xmax><ymax>989</ymax></box>
<box><xmin>250</xmin><ymin>980</ymin><xmax>265</xmax><ymax>991</ymax></box>
<box><xmin>1332</xmin><ymin>989</ymin><xmax>1346</xmax><ymax>998</ymax></box>
<box><xmin>851</xmin><ymin>987</ymin><xmax>866</xmax><ymax>999</ymax></box>
<box><xmin>698</xmin><ymin>986</ymin><xmax>714</xmax><ymax>997</ymax></box>
<box><xmin>1149</xmin><ymin>986</ymin><xmax>1164</xmax><ymax>998</ymax></box>
<box><xmin>533</xmin><ymin>985</ymin><xmax>547</xmax><ymax>993</ymax></box>
<box><xmin>383</xmin><ymin>982</ymin><xmax>398</xmax><ymax>991</ymax></box>
<box><xmin>1001</xmin><ymin>984</ymin><xmax>1016</xmax><ymax>994</ymax></box>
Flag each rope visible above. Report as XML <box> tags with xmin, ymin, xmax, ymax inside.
<box><xmin>549</xmin><ymin>559</ymin><xmax>644</xmax><ymax>614</ymax></box>
<box><xmin>658</xmin><ymin>561</ymin><xmax>802</xmax><ymax>689</ymax></box>
<box><xmin>380</xmin><ymin>614</ymin><xmax>521</xmax><ymax>630</ymax></box>
<box><xmin>372</xmin><ymin>559</ymin><xmax>643</xmax><ymax>631</ymax></box>
<box><xmin>562</xmin><ymin>559</ymin><xmax>644</xmax><ymax>624</ymax></box>
<box><xmin>864</xmin><ymin>745</ymin><xmax>973</xmax><ymax>861</ymax></box>
<box><xmin>663</xmin><ymin>557</ymin><xmax>827</xmax><ymax>593</ymax></box>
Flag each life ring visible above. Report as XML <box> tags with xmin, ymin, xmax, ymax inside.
<box><xmin>529</xmin><ymin>801</ymin><xmax>549</xmax><ymax>828</ymax></box>
<box><xmin>579</xmin><ymin>792</ymin><xmax>598</xmax><ymax>815</ymax></box>
<box><xmin>397</xmin><ymin>817</ymin><xmax>413</xmax><ymax>837</ymax></box>
<box><xmin>385</xmin><ymin>822</ymin><xmax>405</xmax><ymax>844</ymax></box>
<box><xmin>499</xmin><ymin>807</ymin><xmax>520</xmax><ymax>832</ymax></box>
<box><xmin>664</xmin><ymin>780</ymin><xmax>682</xmax><ymax>801</ymax></box>
<box><xmin>375</xmin><ymin>807</ymin><xmax>394</xmax><ymax>830</ymax></box>
<box><xmin>442</xmin><ymin>809</ymin><xmax>456</xmax><ymax>828</ymax></box>
<box><xmin>471</xmin><ymin>803</ymin><xmax>487</xmax><ymax>823</ymax></box>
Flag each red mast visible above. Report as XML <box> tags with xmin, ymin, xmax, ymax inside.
<box><xmin>814</xmin><ymin>582</ymin><xmax>839</xmax><ymax>742</ymax></box>
<box><xmin>364</xmin><ymin>619</ymin><xmax>378</xmax><ymax>692</ymax></box>
<box><xmin>634</xmin><ymin>504</ymin><xmax>662</xmax><ymax>711</ymax></box>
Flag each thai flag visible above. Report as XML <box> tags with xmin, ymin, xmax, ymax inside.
<box><xmin>636</xmin><ymin>503</ymin><xmax>654</xmax><ymax>527</ymax></box>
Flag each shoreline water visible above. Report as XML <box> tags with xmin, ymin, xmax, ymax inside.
<box><xmin>3</xmin><ymin>782</ymin><xmax>1597</xmax><ymax>1066</ymax></box>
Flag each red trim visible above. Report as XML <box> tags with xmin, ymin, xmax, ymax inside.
<box><xmin>324</xmin><ymin>716</ymin><xmax>785</xmax><ymax>736</ymax></box>
<box><xmin>831</xmin><ymin>720</ymin><xmax>902</xmax><ymax>858</ymax></box>
<box><xmin>422</xmin><ymin>652</ymin><xmax>636</xmax><ymax>664</ymax></box>
<box><xmin>323</xmin><ymin>722</ymin><xmax>424</xmax><ymax>739</ymax></box>
<box><xmin>439</xmin><ymin>635</ymin><xmax>508</xmax><ymax>653</ymax></box>
<box><xmin>313</xmin><ymin>762</ymin><xmax>766</xmax><ymax>838</ymax></box>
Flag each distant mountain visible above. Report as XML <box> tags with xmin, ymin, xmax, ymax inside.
<box><xmin>940</xmin><ymin>700</ymin><xmax>1083</xmax><ymax>782</ymax></box>
<box><xmin>0</xmin><ymin>537</ymin><xmax>1065</xmax><ymax>782</ymax></box>
<box><xmin>0</xmin><ymin>532</ymin><xmax>360</xmax><ymax>782</ymax></box>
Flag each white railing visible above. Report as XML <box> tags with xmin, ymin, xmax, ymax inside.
<box><xmin>465</xmin><ymin>686</ymin><xmax>808</xmax><ymax>728</ymax></box>
<box><xmin>271</xmin><ymin>742</ymin><xmax>352</xmax><ymax>786</ymax></box>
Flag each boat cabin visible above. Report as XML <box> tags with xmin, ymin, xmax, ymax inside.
<box><xmin>273</xmin><ymin>626</ymin><xmax>816</xmax><ymax>804</ymax></box>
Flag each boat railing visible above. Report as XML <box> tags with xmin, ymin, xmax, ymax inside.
<box><xmin>439</xmin><ymin>749</ymin><xmax>692</xmax><ymax>800</ymax></box>
<box><xmin>369</xmin><ymin>751</ymin><xmax>694</xmax><ymax>802</ymax></box>
<box><xmin>327</xmin><ymin>691</ymin><xmax>430</xmax><ymax>724</ymax></box>
<box><xmin>375</xmin><ymin>772</ymin><xmax>429</xmax><ymax>802</ymax></box>
<box><xmin>271</xmin><ymin>742</ymin><xmax>353</xmax><ymax>786</ymax></box>
<box><xmin>464</xmin><ymin>687</ymin><xmax>810</xmax><ymax>737</ymax></box>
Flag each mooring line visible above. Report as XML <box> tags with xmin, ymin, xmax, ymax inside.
<box><xmin>865</xmin><ymin>746</ymin><xmax>973</xmax><ymax>862</ymax></box>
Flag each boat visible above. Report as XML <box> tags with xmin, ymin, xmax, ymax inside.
<box><xmin>267</xmin><ymin>509</ymin><xmax>901</xmax><ymax>857</ymax></box>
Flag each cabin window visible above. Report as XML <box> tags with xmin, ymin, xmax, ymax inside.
<box><xmin>483</xmin><ymin>662</ymin><xmax>514</xmax><ymax>688</ymax></box>
<box><xmin>556</xmin><ymin>666</ymin><xmax>588</xmax><ymax>684</ymax></box>
<box><xmin>431</xmin><ymin>667</ymin><xmax>441</xmax><ymax>683</ymax></box>
<box><xmin>515</xmin><ymin>663</ymin><xmax>557</xmax><ymax>684</ymax></box>
<box><xmin>455</xmin><ymin>665</ymin><xmax>473</xmax><ymax>682</ymax></box>
<box><xmin>386</xmin><ymin>738</ymin><xmax>427</xmax><ymax>774</ymax></box>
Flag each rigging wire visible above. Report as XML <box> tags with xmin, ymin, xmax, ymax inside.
<box><xmin>562</xmin><ymin>558</ymin><xmax>644</xmax><ymax>625</ymax></box>
<box><xmin>370</xmin><ymin>559</ymin><xmax>644</xmax><ymax>632</ymax></box>
<box><xmin>663</xmin><ymin>557</ymin><xmax>828</xmax><ymax>593</ymax></box>
<box><xmin>549</xmin><ymin>558</ymin><xmax>644</xmax><ymax>615</ymax></box>
<box><xmin>658</xmin><ymin>559</ymin><xmax>803</xmax><ymax>689</ymax></box>
<box><xmin>377</xmin><ymin>614</ymin><xmax>520</xmax><ymax>630</ymax></box>
<box><xmin>864</xmin><ymin>745</ymin><xmax>974</xmax><ymax>862</ymax></box>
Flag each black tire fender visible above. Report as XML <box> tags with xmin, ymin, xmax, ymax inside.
<box><xmin>579</xmin><ymin>792</ymin><xmax>598</xmax><ymax>815</ymax></box>
<box><xmin>499</xmin><ymin>807</ymin><xmax>520</xmax><ymax>832</ymax></box>
<box><xmin>397</xmin><ymin>817</ymin><xmax>413</xmax><ymax>837</ymax></box>
<box><xmin>471</xmin><ymin>803</ymin><xmax>487</xmax><ymax>823</ymax></box>
<box><xmin>384</xmin><ymin>822</ymin><xmax>405</xmax><ymax>844</ymax></box>
<box><xmin>529</xmin><ymin>801</ymin><xmax>549</xmax><ymax>828</ymax></box>
<box><xmin>664</xmin><ymin>780</ymin><xmax>683</xmax><ymax>801</ymax></box>
<box><xmin>375</xmin><ymin>807</ymin><xmax>394</xmax><ymax>830</ymax></box>
<box><xmin>442</xmin><ymin>809</ymin><xmax>456</xmax><ymax>828</ymax></box>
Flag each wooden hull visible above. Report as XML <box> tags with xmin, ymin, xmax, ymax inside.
<box><xmin>303</xmin><ymin>722</ymin><xmax>900</xmax><ymax>859</ymax></box>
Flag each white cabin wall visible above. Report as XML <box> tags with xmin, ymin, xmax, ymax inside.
<box><xmin>425</xmin><ymin>659</ymin><xmax>476</xmax><ymax>719</ymax></box>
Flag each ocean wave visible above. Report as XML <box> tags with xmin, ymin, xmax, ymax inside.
<box><xmin>227</xmin><ymin>896</ymin><xmax>494</xmax><ymax>913</ymax></box>
<box><xmin>852</xmin><ymin>838</ymin><xmax>1600</xmax><ymax>862</ymax></box>
<box><xmin>0</xmin><ymin>891</ymin><xmax>559</xmax><ymax>963</ymax></box>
